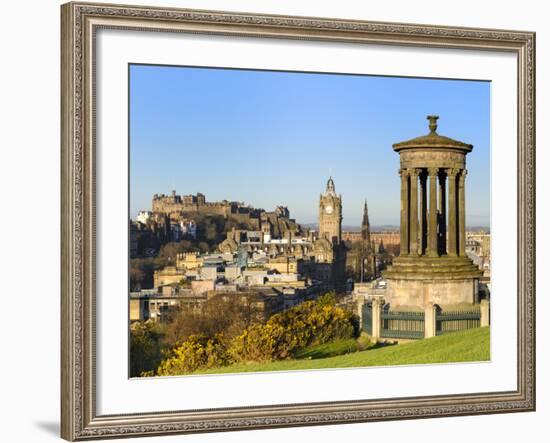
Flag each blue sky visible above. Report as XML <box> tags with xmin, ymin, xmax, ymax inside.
<box><xmin>130</xmin><ymin>64</ymin><xmax>490</xmax><ymax>227</ymax></box>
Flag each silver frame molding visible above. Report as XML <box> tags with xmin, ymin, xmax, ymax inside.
<box><xmin>61</xmin><ymin>2</ymin><xmax>536</xmax><ymax>440</ymax></box>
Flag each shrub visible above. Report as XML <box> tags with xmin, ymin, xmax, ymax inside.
<box><xmin>317</xmin><ymin>292</ymin><xmax>337</xmax><ymax>307</ymax></box>
<box><xmin>229</xmin><ymin>323</ymin><xmax>289</xmax><ymax>362</ymax></box>
<box><xmin>155</xmin><ymin>295</ymin><xmax>361</xmax><ymax>375</ymax></box>
<box><xmin>356</xmin><ymin>332</ymin><xmax>374</xmax><ymax>351</ymax></box>
<box><xmin>229</xmin><ymin>299</ymin><xmax>359</xmax><ymax>363</ymax></box>
<box><xmin>156</xmin><ymin>334</ymin><xmax>232</xmax><ymax>376</ymax></box>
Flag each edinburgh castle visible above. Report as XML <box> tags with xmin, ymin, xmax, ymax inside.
<box><xmin>150</xmin><ymin>190</ymin><xmax>302</xmax><ymax>236</ymax></box>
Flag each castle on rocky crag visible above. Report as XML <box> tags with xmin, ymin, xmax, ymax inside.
<box><xmin>150</xmin><ymin>190</ymin><xmax>304</xmax><ymax>235</ymax></box>
<box><xmin>152</xmin><ymin>191</ymin><xmax>262</xmax><ymax>226</ymax></box>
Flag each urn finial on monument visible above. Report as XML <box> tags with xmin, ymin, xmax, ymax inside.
<box><xmin>427</xmin><ymin>115</ymin><xmax>439</xmax><ymax>134</ymax></box>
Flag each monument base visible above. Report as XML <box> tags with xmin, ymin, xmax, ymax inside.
<box><xmin>382</xmin><ymin>255</ymin><xmax>483</xmax><ymax>308</ymax></box>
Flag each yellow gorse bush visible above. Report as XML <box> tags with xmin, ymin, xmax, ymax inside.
<box><xmin>156</xmin><ymin>333</ymin><xmax>232</xmax><ymax>376</ymax></box>
<box><xmin>155</xmin><ymin>293</ymin><xmax>360</xmax><ymax>375</ymax></box>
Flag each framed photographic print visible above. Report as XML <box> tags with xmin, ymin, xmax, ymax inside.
<box><xmin>61</xmin><ymin>1</ymin><xmax>536</xmax><ymax>440</ymax></box>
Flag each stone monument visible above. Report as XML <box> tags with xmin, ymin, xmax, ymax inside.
<box><xmin>383</xmin><ymin>115</ymin><xmax>482</xmax><ymax>307</ymax></box>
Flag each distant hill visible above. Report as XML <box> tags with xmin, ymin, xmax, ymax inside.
<box><xmin>295</xmin><ymin>222</ymin><xmax>488</xmax><ymax>233</ymax></box>
<box><xmin>302</xmin><ymin>223</ymin><xmax>400</xmax><ymax>232</ymax></box>
<box><xmin>467</xmin><ymin>226</ymin><xmax>491</xmax><ymax>233</ymax></box>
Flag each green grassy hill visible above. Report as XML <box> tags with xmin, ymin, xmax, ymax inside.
<box><xmin>196</xmin><ymin>327</ymin><xmax>490</xmax><ymax>375</ymax></box>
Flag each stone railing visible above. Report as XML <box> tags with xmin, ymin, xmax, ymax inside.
<box><xmin>360</xmin><ymin>299</ymin><xmax>489</xmax><ymax>340</ymax></box>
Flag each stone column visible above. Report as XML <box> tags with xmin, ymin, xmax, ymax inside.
<box><xmin>409</xmin><ymin>168</ymin><xmax>420</xmax><ymax>255</ymax></box>
<box><xmin>424</xmin><ymin>303</ymin><xmax>438</xmax><ymax>338</ymax></box>
<box><xmin>356</xmin><ymin>297</ymin><xmax>364</xmax><ymax>325</ymax></box>
<box><xmin>428</xmin><ymin>167</ymin><xmax>439</xmax><ymax>257</ymax></box>
<box><xmin>438</xmin><ymin>171</ymin><xmax>447</xmax><ymax>255</ymax></box>
<box><xmin>371</xmin><ymin>298</ymin><xmax>383</xmax><ymax>341</ymax></box>
<box><xmin>399</xmin><ymin>168</ymin><xmax>409</xmax><ymax>256</ymax></box>
<box><xmin>420</xmin><ymin>171</ymin><xmax>428</xmax><ymax>255</ymax></box>
<box><xmin>459</xmin><ymin>169</ymin><xmax>467</xmax><ymax>256</ymax></box>
<box><xmin>447</xmin><ymin>168</ymin><xmax>458</xmax><ymax>256</ymax></box>
<box><xmin>480</xmin><ymin>299</ymin><xmax>490</xmax><ymax>327</ymax></box>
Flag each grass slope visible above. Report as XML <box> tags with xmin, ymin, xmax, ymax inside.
<box><xmin>293</xmin><ymin>338</ymin><xmax>360</xmax><ymax>359</ymax></box>
<box><xmin>197</xmin><ymin>327</ymin><xmax>490</xmax><ymax>374</ymax></box>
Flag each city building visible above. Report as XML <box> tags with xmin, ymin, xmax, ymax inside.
<box><xmin>129</xmin><ymin>286</ymin><xmax>207</xmax><ymax>323</ymax></box>
<box><xmin>371</xmin><ymin>230</ymin><xmax>400</xmax><ymax>252</ymax></box>
<box><xmin>466</xmin><ymin>230</ymin><xmax>491</xmax><ymax>277</ymax></box>
<box><xmin>310</xmin><ymin>177</ymin><xmax>347</xmax><ymax>290</ymax></box>
<box><xmin>136</xmin><ymin>210</ymin><xmax>152</xmax><ymax>224</ymax></box>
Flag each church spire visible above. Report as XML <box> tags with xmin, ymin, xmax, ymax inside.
<box><xmin>362</xmin><ymin>199</ymin><xmax>370</xmax><ymax>229</ymax></box>
<box><xmin>361</xmin><ymin>199</ymin><xmax>371</xmax><ymax>244</ymax></box>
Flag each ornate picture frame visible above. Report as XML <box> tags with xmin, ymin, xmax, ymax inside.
<box><xmin>61</xmin><ymin>1</ymin><xmax>535</xmax><ymax>440</ymax></box>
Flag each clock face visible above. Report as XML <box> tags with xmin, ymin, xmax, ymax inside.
<box><xmin>325</xmin><ymin>205</ymin><xmax>333</xmax><ymax>214</ymax></box>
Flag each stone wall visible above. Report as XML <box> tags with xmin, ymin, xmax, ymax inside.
<box><xmin>385</xmin><ymin>277</ymin><xmax>478</xmax><ymax>307</ymax></box>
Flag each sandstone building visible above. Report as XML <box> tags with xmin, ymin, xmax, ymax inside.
<box><xmin>343</xmin><ymin>230</ymin><xmax>401</xmax><ymax>254</ymax></box>
<box><xmin>312</xmin><ymin>177</ymin><xmax>347</xmax><ymax>290</ymax></box>
<box><xmin>371</xmin><ymin>231</ymin><xmax>400</xmax><ymax>252</ymax></box>
<box><xmin>466</xmin><ymin>230</ymin><xmax>491</xmax><ymax>277</ymax></box>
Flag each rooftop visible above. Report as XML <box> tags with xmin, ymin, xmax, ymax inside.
<box><xmin>392</xmin><ymin>115</ymin><xmax>473</xmax><ymax>153</ymax></box>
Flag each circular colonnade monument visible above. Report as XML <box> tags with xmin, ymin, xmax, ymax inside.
<box><xmin>383</xmin><ymin>115</ymin><xmax>483</xmax><ymax>308</ymax></box>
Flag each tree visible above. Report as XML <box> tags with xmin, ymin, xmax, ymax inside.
<box><xmin>162</xmin><ymin>294</ymin><xmax>264</xmax><ymax>349</ymax></box>
<box><xmin>130</xmin><ymin>321</ymin><xmax>165</xmax><ymax>377</ymax></box>
<box><xmin>197</xmin><ymin>241</ymin><xmax>210</xmax><ymax>253</ymax></box>
<box><xmin>129</xmin><ymin>257</ymin><xmax>156</xmax><ymax>290</ymax></box>
<box><xmin>129</xmin><ymin>267</ymin><xmax>145</xmax><ymax>291</ymax></box>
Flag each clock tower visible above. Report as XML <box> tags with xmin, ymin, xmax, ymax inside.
<box><xmin>319</xmin><ymin>177</ymin><xmax>342</xmax><ymax>244</ymax></box>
